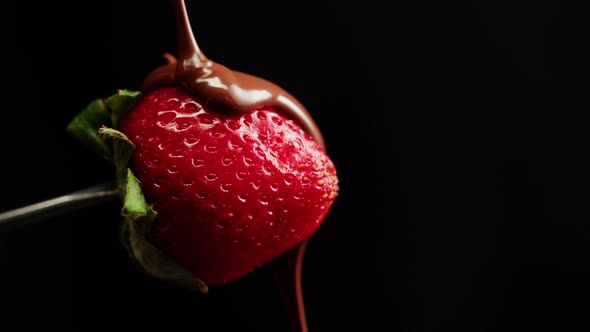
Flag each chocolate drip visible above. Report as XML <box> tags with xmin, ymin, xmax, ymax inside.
<box><xmin>141</xmin><ymin>1</ymin><xmax>327</xmax><ymax>331</ymax></box>
<box><xmin>269</xmin><ymin>239</ymin><xmax>311</xmax><ymax>332</ymax></box>
<box><xmin>142</xmin><ymin>0</ymin><xmax>325</xmax><ymax>149</ymax></box>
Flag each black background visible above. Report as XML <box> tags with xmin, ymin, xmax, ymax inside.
<box><xmin>1</xmin><ymin>0</ymin><xmax>590</xmax><ymax>331</ymax></box>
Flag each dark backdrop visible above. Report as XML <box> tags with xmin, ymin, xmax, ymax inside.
<box><xmin>1</xmin><ymin>0</ymin><xmax>589</xmax><ymax>331</ymax></box>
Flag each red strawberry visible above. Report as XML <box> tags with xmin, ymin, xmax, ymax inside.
<box><xmin>119</xmin><ymin>86</ymin><xmax>338</xmax><ymax>285</ymax></box>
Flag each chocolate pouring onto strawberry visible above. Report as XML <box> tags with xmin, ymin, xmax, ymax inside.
<box><xmin>67</xmin><ymin>0</ymin><xmax>338</xmax><ymax>331</ymax></box>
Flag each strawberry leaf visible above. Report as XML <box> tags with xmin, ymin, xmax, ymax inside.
<box><xmin>99</xmin><ymin>127</ymin><xmax>136</xmax><ymax>186</ymax></box>
<box><xmin>66</xmin><ymin>99</ymin><xmax>112</xmax><ymax>160</ymax></box>
<box><xmin>67</xmin><ymin>90</ymin><xmax>141</xmax><ymax>160</ymax></box>
<box><xmin>69</xmin><ymin>90</ymin><xmax>208</xmax><ymax>293</ymax></box>
<box><xmin>106</xmin><ymin>90</ymin><xmax>142</xmax><ymax>129</ymax></box>
<box><xmin>121</xmin><ymin>169</ymin><xmax>208</xmax><ymax>293</ymax></box>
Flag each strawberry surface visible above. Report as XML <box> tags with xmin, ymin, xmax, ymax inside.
<box><xmin>119</xmin><ymin>86</ymin><xmax>338</xmax><ymax>285</ymax></box>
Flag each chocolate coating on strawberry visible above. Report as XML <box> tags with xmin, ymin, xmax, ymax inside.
<box><xmin>141</xmin><ymin>0</ymin><xmax>325</xmax><ymax>148</ymax></box>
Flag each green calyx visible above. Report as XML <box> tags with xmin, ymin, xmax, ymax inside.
<box><xmin>121</xmin><ymin>169</ymin><xmax>208</xmax><ymax>292</ymax></box>
<box><xmin>67</xmin><ymin>89</ymin><xmax>141</xmax><ymax>161</ymax></box>
<box><xmin>67</xmin><ymin>90</ymin><xmax>208</xmax><ymax>293</ymax></box>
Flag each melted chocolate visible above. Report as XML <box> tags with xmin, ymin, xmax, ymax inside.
<box><xmin>142</xmin><ymin>0</ymin><xmax>325</xmax><ymax>149</ymax></box>
<box><xmin>141</xmin><ymin>1</ymin><xmax>327</xmax><ymax>331</ymax></box>
<box><xmin>270</xmin><ymin>238</ymin><xmax>311</xmax><ymax>332</ymax></box>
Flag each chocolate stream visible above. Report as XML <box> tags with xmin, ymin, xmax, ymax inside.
<box><xmin>141</xmin><ymin>1</ymin><xmax>329</xmax><ymax>331</ymax></box>
<box><xmin>143</xmin><ymin>0</ymin><xmax>325</xmax><ymax>148</ymax></box>
<box><xmin>270</xmin><ymin>239</ymin><xmax>311</xmax><ymax>332</ymax></box>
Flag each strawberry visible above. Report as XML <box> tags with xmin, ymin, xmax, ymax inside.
<box><xmin>66</xmin><ymin>0</ymin><xmax>339</xmax><ymax>290</ymax></box>
<box><xmin>68</xmin><ymin>84</ymin><xmax>338</xmax><ymax>290</ymax></box>
<box><xmin>118</xmin><ymin>86</ymin><xmax>338</xmax><ymax>285</ymax></box>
